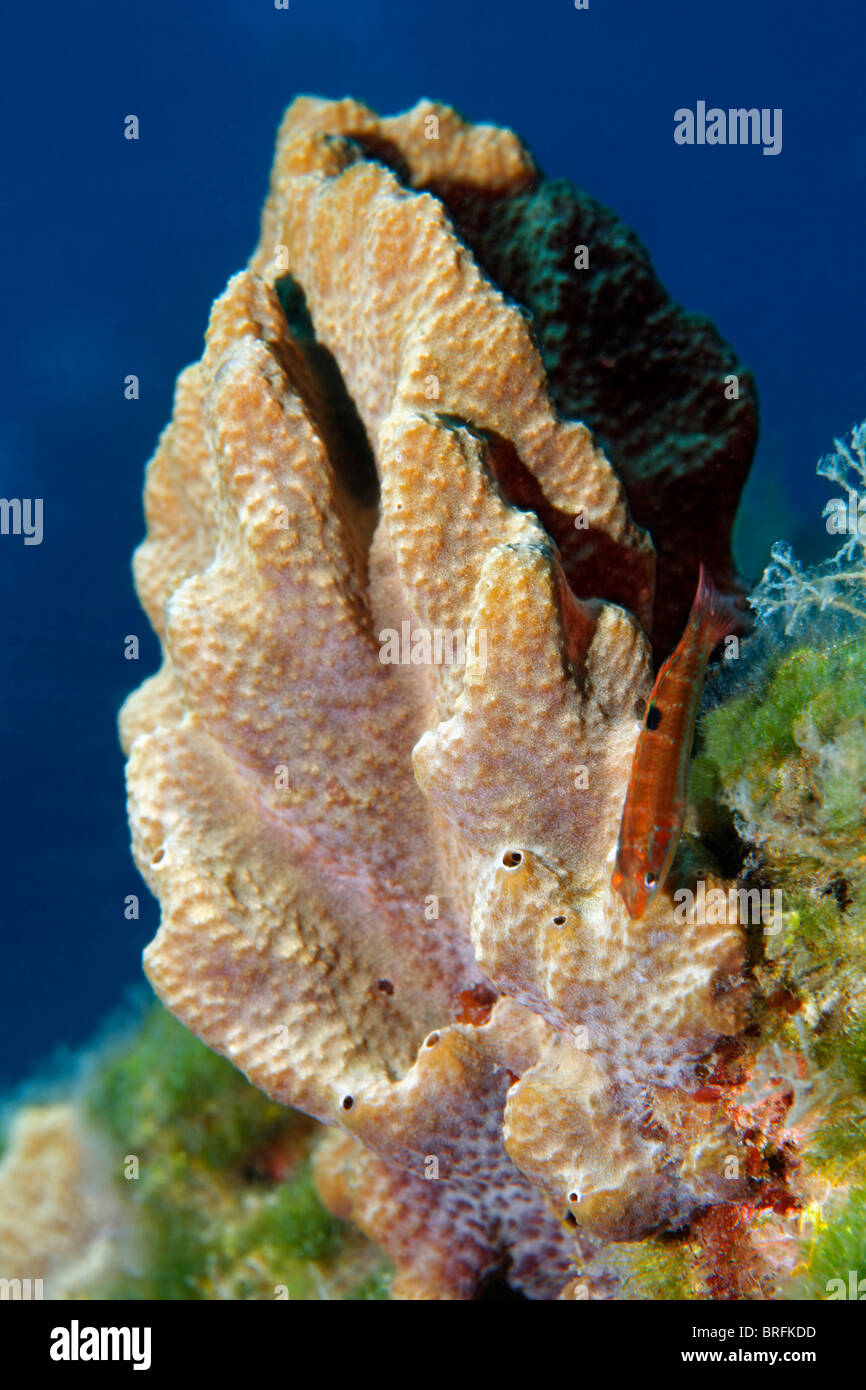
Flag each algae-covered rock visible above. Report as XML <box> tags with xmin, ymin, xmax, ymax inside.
<box><xmin>0</xmin><ymin>1002</ymin><xmax>393</xmax><ymax>1300</ymax></box>
<box><xmin>690</xmin><ymin>606</ymin><xmax>866</xmax><ymax>1297</ymax></box>
<box><xmin>694</xmin><ymin>636</ymin><xmax>866</xmax><ymax>1048</ymax></box>
<box><xmin>82</xmin><ymin>1004</ymin><xmax>392</xmax><ymax>1300</ymax></box>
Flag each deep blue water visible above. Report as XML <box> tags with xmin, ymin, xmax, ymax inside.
<box><xmin>0</xmin><ymin>0</ymin><xmax>863</xmax><ymax>1088</ymax></box>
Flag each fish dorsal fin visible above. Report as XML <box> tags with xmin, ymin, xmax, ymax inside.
<box><xmin>693</xmin><ymin>564</ymin><xmax>738</xmax><ymax>649</ymax></box>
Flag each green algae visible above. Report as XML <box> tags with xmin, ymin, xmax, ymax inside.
<box><xmin>807</xmin><ymin>1096</ymin><xmax>866</xmax><ymax>1170</ymax></box>
<box><xmin>346</xmin><ymin>1265</ymin><xmax>394</xmax><ymax>1300</ymax></box>
<box><xmin>791</xmin><ymin>1187</ymin><xmax>866</xmax><ymax>1300</ymax></box>
<box><xmin>697</xmin><ymin>639</ymin><xmax>866</xmax><ymax>824</ymax></box>
<box><xmin>84</xmin><ymin>1002</ymin><xmax>392</xmax><ymax>1300</ymax></box>
<box><xmin>692</xmin><ymin>636</ymin><xmax>866</xmax><ymax>979</ymax></box>
<box><xmin>615</xmin><ymin>1239</ymin><xmax>694</xmax><ymax>1301</ymax></box>
<box><xmin>832</xmin><ymin>1011</ymin><xmax>866</xmax><ymax>1093</ymax></box>
<box><xmin>87</xmin><ymin>1002</ymin><xmax>290</xmax><ymax>1174</ymax></box>
<box><xmin>691</xmin><ymin>624</ymin><xmax>866</xmax><ymax>1298</ymax></box>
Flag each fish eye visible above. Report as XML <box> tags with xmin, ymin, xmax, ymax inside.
<box><xmin>644</xmin><ymin>871</ymin><xmax>658</xmax><ymax>889</ymax></box>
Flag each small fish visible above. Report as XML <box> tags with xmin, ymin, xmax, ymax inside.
<box><xmin>612</xmin><ymin>565</ymin><xmax>735</xmax><ymax>919</ymax></box>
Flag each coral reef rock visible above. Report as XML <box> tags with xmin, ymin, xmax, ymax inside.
<box><xmin>120</xmin><ymin>98</ymin><xmax>756</xmax><ymax>1299</ymax></box>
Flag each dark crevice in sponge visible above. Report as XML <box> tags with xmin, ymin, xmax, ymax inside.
<box><xmin>275</xmin><ymin>272</ymin><xmax>380</xmax><ymax>509</ymax></box>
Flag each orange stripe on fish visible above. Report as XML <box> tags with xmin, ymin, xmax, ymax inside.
<box><xmin>612</xmin><ymin>565</ymin><xmax>735</xmax><ymax>919</ymax></box>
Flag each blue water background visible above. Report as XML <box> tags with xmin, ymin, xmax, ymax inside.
<box><xmin>0</xmin><ymin>0</ymin><xmax>863</xmax><ymax>1088</ymax></box>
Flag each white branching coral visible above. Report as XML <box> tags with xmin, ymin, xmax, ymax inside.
<box><xmin>751</xmin><ymin>422</ymin><xmax>866</xmax><ymax>633</ymax></box>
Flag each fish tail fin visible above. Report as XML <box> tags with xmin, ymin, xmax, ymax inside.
<box><xmin>694</xmin><ymin>563</ymin><xmax>738</xmax><ymax>648</ymax></box>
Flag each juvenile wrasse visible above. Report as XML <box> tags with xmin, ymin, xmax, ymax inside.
<box><xmin>612</xmin><ymin>565</ymin><xmax>734</xmax><ymax>919</ymax></box>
